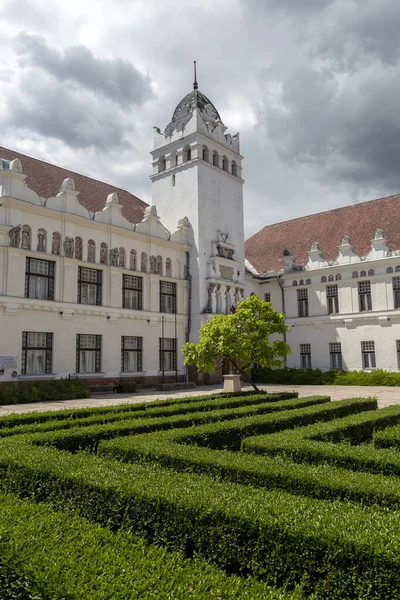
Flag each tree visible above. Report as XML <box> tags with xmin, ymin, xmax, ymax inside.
<box><xmin>182</xmin><ymin>294</ymin><xmax>291</xmax><ymax>392</ymax></box>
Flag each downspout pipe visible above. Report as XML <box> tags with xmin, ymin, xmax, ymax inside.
<box><xmin>277</xmin><ymin>271</ymin><xmax>287</xmax><ymax>365</ymax></box>
<box><xmin>185</xmin><ymin>251</ymin><xmax>192</xmax><ymax>382</ymax></box>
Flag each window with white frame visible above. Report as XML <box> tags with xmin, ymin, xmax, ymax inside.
<box><xmin>361</xmin><ymin>341</ymin><xmax>376</xmax><ymax>369</ymax></box>
<box><xmin>121</xmin><ymin>336</ymin><xmax>142</xmax><ymax>372</ymax></box>
<box><xmin>76</xmin><ymin>334</ymin><xmax>101</xmax><ymax>373</ymax></box>
<box><xmin>297</xmin><ymin>288</ymin><xmax>309</xmax><ymax>317</ymax></box>
<box><xmin>25</xmin><ymin>258</ymin><xmax>55</xmax><ymax>301</ymax></box>
<box><xmin>327</xmin><ymin>284</ymin><xmax>339</xmax><ymax>314</ymax></box>
<box><xmin>21</xmin><ymin>332</ymin><xmax>52</xmax><ymax>374</ymax></box>
<box><xmin>393</xmin><ymin>277</ymin><xmax>400</xmax><ymax>309</ymax></box>
<box><xmin>300</xmin><ymin>343</ymin><xmax>311</xmax><ymax>369</ymax></box>
<box><xmin>358</xmin><ymin>280</ymin><xmax>372</xmax><ymax>312</ymax></box>
<box><xmin>123</xmin><ymin>275</ymin><xmax>143</xmax><ymax>310</ymax></box>
<box><xmin>160</xmin><ymin>281</ymin><xmax>177</xmax><ymax>313</ymax></box>
<box><xmin>78</xmin><ymin>267</ymin><xmax>102</xmax><ymax>306</ymax></box>
<box><xmin>329</xmin><ymin>342</ymin><xmax>342</xmax><ymax>370</ymax></box>
<box><xmin>159</xmin><ymin>338</ymin><xmax>177</xmax><ymax>371</ymax></box>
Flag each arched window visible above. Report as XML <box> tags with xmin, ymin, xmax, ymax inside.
<box><xmin>166</xmin><ymin>257</ymin><xmax>172</xmax><ymax>277</ymax></box>
<box><xmin>231</xmin><ymin>160</ymin><xmax>238</xmax><ymax>176</ymax></box>
<box><xmin>183</xmin><ymin>145</ymin><xmax>191</xmax><ymax>162</ymax></box>
<box><xmin>21</xmin><ymin>225</ymin><xmax>31</xmax><ymax>250</ymax></box>
<box><xmin>328</xmin><ymin>274</ymin><xmax>334</xmax><ymax>282</ymax></box>
<box><xmin>360</xmin><ymin>270</ymin><xmax>366</xmax><ymax>278</ymax></box>
<box><xmin>202</xmin><ymin>145</ymin><xmax>209</xmax><ymax>162</ymax></box>
<box><xmin>306</xmin><ymin>278</ymin><xmax>311</xmax><ymax>285</ymax></box>
<box><xmin>141</xmin><ymin>251</ymin><xmax>147</xmax><ymax>273</ymax></box>
<box><xmin>74</xmin><ymin>237</ymin><xmax>83</xmax><ymax>260</ymax></box>
<box><xmin>100</xmin><ymin>242</ymin><xmax>108</xmax><ymax>265</ymax></box>
<box><xmin>158</xmin><ymin>156</ymin><xmax>166</xmax><ymax>173</ymax></box>
<box><xmin>130</xmin><ymin>249</ymin><xmax>137</xmax><ymax>270</ymax></box>
<box><xmin>87</xmin><ymin>240</ymin><xmax>96</xmax><ymax>263</ymax></box>
<box><xmin>37</xmin><ymin>229</ymin><xmax>47</xmax><ymax>253</ymax></box>
<box><xmin>335</xmin><ymin>273</ymin><xmax>341</xmax><ymax>281</ymax></box>
<box><xmin>395</xmin><ymin>266</ymin><xmax>400</xmax><ymax>273</ymax></box>
<box><xmin>52</xmin><ymin>232</ymin><xmax>61</xmax><ymax>255</ymax></box>
<box><xmin>352</xmin><ymin>271</ymin><xmax>358</xmax><ymax>278</ymax></box>
<box><xmin>175</xmin><ymin>154</ymin><xmax>179</xmax><ymax>166</ymax></box>
<box><xmin>299</xmin><ymin>279</ymin><xmax>304</xmax><ymax>286</ymax></box>
<box><xmin>368</xmin><ymin>269</ymin><xmax>375</xmax><ymax>276</ymax></box>
<box><xmin>212</xmin><ymin>151</ymin><xmax>219</xmax><ymax>167</ymax></box>
<box><xmin>222</xmin><ymin>156</ymin><xmax>228</xmax><ymax>172</ymax></box>
<box><xmin>321</xmin><ymin>276</ymin><xmax>327</xmax><ymax>283</ymax></box>
<box><xmin>119</xmin><ymin>247</ymin><xmax>126</xmax><ymax>268</ymax></box>
<box><xmin>292</xmin><ymin>280</ymin><xmax>298</xmax><ymax>286</ymax></box>
<box><xmin>387</xmin><ymin>266</ymin><xmax>394</xmax><ymax>273</ymax></box>
<box><xmin>157</xmin><ymin>255</ymin><xmax>163</xmax><ymax>275</ymax></box>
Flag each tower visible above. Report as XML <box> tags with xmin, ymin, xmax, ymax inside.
<box><xmin>150</xmin><ymin>65</ymin><xmax>246</xmax><ymax>342</ymax></box>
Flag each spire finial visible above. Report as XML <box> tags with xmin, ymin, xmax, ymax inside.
<box><xmin>193</xmin><ymin>61</ymin><xmax>198</xmax><ymax>90</ymax></box>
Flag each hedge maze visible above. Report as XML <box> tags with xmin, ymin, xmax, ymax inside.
<box><xmin>1</xmin><ymin>391</ymin><xmax>400</xmax><ymax>598</ymax></box>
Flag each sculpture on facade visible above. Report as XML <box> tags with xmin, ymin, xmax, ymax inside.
<box><xmin>21</xmin><ymin>225</ymin><xmax>31</xmax><ymax>250</ymax></box>
<box><xmin>374</xmin><ymin>229</ymin><xmax>384</xmax><ymax>240</ymax></box>
<box><xmin>52</xmin><ymin>232</ymin><xmax>61</xmax><ymax>255</ymax></box>
<box><xmin>100</xmin><ymin>243</ymin><xmax>108</xmax><ymax>264</ymax></box>
<box><xmin>341</xmin><ymin>235</ymin><xmax>351</xmax><ymax>246</ymax></box>
<box><xmin>64</xmin><ymin>237</ymin><xmax>74</xmax><ymax>258</ymax></box>
<box><xmin>109</xmin><ymin>247</ymin><xmax>119</xmax><ymax>266</ymax></box>
<box><xmin>74</xmin><ymin>237</ymin><xmax>83</xmax><ymax>260</ymax></box>
<box><xmin>150</xmin><ymin>255</ymin><xmax>157</xmax><ymax>274</ymax></box>
<box><xmin>9</xmin><ymin>225</ymin><xmax>21</xmax><ymax>248</ymax></box>
<box><xmin>141</xmin><ymin>251</ymin><xmax>147</xmax><ymax>272</ymax></box>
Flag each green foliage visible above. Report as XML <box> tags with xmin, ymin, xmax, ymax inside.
<box><xmin>183</xmin><ymin>295</ymin><xmax>291</xmax><ymax>380</ymax></box>
<box><xmin>0</xmin><ymin>494</ymin><xmax>292</xmax><ymax>600</ymax></box>
<box><xmin>253</xmin><ymin>366</ymin><xmax>400</xmax><ymax>386</ymax></box>
<box><xmin>0</xmin><ymin>379</ymin><xmax>89</xmax><ymax>406</ymax></box>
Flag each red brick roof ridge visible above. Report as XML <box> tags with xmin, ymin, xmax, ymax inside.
<box><xmin>245</xmin><ymin>192</ymin><xmax>400</xmax><ymax>273</ymax></box>
<box><xmin>0</xmin><ymin>145</ymin><xmax>148</xmax><ymax>225</ymax></box>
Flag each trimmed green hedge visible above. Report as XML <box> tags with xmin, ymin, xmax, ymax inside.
<box><xmin>0</xmin><ymin>440</ymin><xmax>400</xmax><ymax>598</ymax></box>
<box><xmin>0</xmin><ymin>494</ymin><xmax>294</xmax><ymax>600</ymax></box>
<box><xmin>0</xmin><ymin>379</ymin><xmax>89</xmax><ymax>405</ymax></box>
<box><xmin>252</xmin><ymin>366</ymin><xmax>400</xmax><ymax>386</ymax></box>
<box><xmin>242</xmin><ymin>404</ymin><xmax>400</xmax><ymax>476</ymax></box>
<box><xmin>29</xmin><ymin>395</ymin><xmax>326</xmax><ymax>452</ymax></box>
<box><xmin>0</xmin><ymin>392</ymin><xmax>298</xmax><ymax>438</ymax></box>
<box><xmin>374</xmin><ymin>423</ymin><xmax>400</xmax><ymax>450</ymax></box>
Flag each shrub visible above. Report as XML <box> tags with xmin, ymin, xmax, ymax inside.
<box><xmin>0</xmin><ymin>379</ymin><xmax>89</xmax><ymax>406</ymax></box>
<box><xmin>252</xmin><ymin>366</ymin><xmax>400</xmax><ymax>386</ymax></box>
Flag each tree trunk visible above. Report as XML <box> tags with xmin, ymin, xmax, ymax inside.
<box><xmin>230</xmin><ymin>359</ymin><xmax>260</xmax><ymax>393</ymax></box>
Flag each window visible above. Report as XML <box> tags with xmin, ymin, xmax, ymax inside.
<box><xmin>78</xmin><ymin>267</ymin><xmax>102</xmax><ymax>305</ymax></box>
<box><xmin>300</xmin><ymin>344</ymin><xmax>311</xmax><ymax>369</ymax></box>
<box><xmin>222</xmin><ymin>155</ymin><xmax>228</xmax><ymax>171</ymax></box>
<box><xmin>212</xmin><ymin>151</ymin><xmax>219</xmax><ymax>167</ymax></box>
<box><xmin>123</xmin><ymin>275</ymin><xmax>143</xmax><ymax>310</ymax></box>
<box><xmin>327</xmin><ymin>284</ymin><xmax>339</xmax><ymax>314</ymax></box>
<box><xmin>130</xmin><ymin>249</ymin><xmax>137</xmax><ymax>271</ymax></box>
<box><xmin>397</xmin><ymin>340</ymin><xmax>400</xmax><ymax>370</ymax></box>
<box><xmin>166</xmin><ymin>258</ymin><xmax>172</xmax><ymax>277</ymax></box>
<box><xmin>264</xmin><ymin>292</ymin><xmax>271</xmax><ymax>302</ymax></box>
<box><xmin>361</xmin><ymin>341</ymin><xmax>376</xmax><ymax>369</ymax></box>
<box><xmin>329</xmin><ymin>342</ymin><xmax>342</xmax><ymax>370</ymax></box>
<box><xmin>37</xmin><ymin>228</ymin><xmax>47</xmax><ymax>252</ymax></box>
<box><xmin>202</xmin><ymin>145</ymin><xmax>209</xmax><ymax>162</ymax></box>
<box><xmin>25</xmin><ymin>258</ymin><xmax>55</xmax><ymax>301</ymax></box>
<box><xmin>183</xmin><ymin>146</ymin><xmax>191</xmax><ymax>162</ymax></box>
<box><xmin>121</xmin><ymin>336</ymin><xmax>142</xmax><ymax>372</ymax></box>
<box><xmin>160</xmin><ymin>281</ymin><xmax>177</xmax><ymax>313</ymax></box>
<box><xmin>172</xmin><ymin>174</ymin><xmax>176</xmax><ymax>187</ymax></box>
<box><xmin>231</xmin><ymin>160</ymin><xmax>237</xmax><ymax>176</ymax></box>
<box><xmin>158</xmin><ymin>156</ymin><xmax>166</xmax><ymax>172</ymax></box>
<box><xmin>159</xmin><ymin>338</ymin><xmax>177</xmax><ymax>371</ymax></box>
<box><xmin>393</xmin><ymin>277</ymin><xmax>400</xmax><ymax>309</ymax></box>
<box><xmin>76</xmin><ymin>334</ymin><xmax>101</xmax><ymax>373</ymax></box>
<box><xmin>21</xmin><ymin>332</ymin><xmax>52</xmax><ymax>375</ymax></box>
<box><xmin>297</xmin><ymin>288</ymin><xmax>309</xmax><ymax>317</ymax></box>
<box><xmin>358</xmin><ymin>280</ymin><xmax>372</xmax><ymax>311</ymax></box>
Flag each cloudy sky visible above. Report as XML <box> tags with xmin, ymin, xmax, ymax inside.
<box><xmin>1</xmin><ymin>0</ymin><xmax>399</xmax><ymax>237</ymax></box>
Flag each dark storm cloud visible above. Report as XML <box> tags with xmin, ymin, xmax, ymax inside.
<box><xmin>14</xmin><ymin>32</ymin><xmax>153</xmax><ymax>108</ymax></box>
<box><xmin>2</xmin><ymin>72</ymin><xmax>132</xmax><ymax>150</ymax></box>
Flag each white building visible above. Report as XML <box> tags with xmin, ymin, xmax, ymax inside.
<box><xmin>1</xmin><ymin>76</ymin><xmax>400</xmax><ymax>384</ymax></box>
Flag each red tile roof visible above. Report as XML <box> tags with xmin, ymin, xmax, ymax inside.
<box><xmin>0</xmin><ymin>146</ymin><xmax>148</xmax><ymax>224</ymax></box>
<box><xmin>245</xmin><ymin>193</ymin><xmax>400</xmax><ymax>273</ymax></box>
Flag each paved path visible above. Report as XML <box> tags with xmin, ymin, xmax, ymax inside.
<box><xmin>0</xmin><ymin>383</ymin><xmax>399</xmax><ymax>416</ymax></box>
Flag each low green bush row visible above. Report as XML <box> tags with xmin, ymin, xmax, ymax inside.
<box><xmin>0</xmin><ymin>493</ymin><xmax>295</xmax><ymax>600</ymax></box>
<box><xmin>0</xmin><ymin>390</ymin><xmax>297</xmax><ymax>430</ymax></box>
<box><xmin>99</xmin><ymin>417</ymin><xmax>400</xmax><ymax>509</ymax></box>
<box><xmin>174</xmin><ymin>398</ymin><xmax>376</xmax><ymax>451</ymax></box>
<box><xmin>253</xmin><ymin>366</ymin><xmax>400</xmax><ymax>386</ymax></box>
<box><xmin>29</xmin><ymin>395</ymin><xmax>326</xmax><ymax>452</ymax></box>
<box><xmin>374</xmin><ymin>423</ymin><xmax>400</xmax><ymax>449</ymax></box>
<box><xmin>0</xmin><ymin>440</ymin><xmax>399</xmax><ymax>598</ymax></box>
<box><xmin>0</xmin><ymin>379</ymin><xmax>89</xmax><ymax>406</ymax></box>
<box><xmin>0</xmin><ymin>392</ymin><xmax>298</xmax><ymax>438</ymax></box>
<box><xmin>242</xmin><ymin>404</ymin><xmax>400</xmax><ymax>476</ymax></box>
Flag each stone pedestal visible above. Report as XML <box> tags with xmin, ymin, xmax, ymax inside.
<box><xmin>223</xmin><ymin>373</ymin><xmax>241</xmax><ymax>393</ymax></box>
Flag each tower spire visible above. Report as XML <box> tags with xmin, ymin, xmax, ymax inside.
<box><xmin>193</xmin><ymin>61</ymin><xmax>198</xmax><ymax>90</ymax></box>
